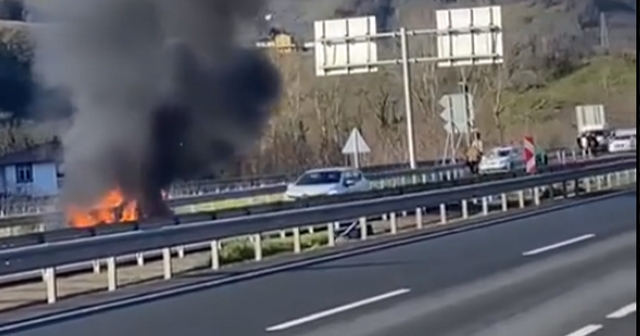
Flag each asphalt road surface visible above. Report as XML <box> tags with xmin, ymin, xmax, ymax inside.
<box><xmin>2</xmin><ymin>191</ymin><xmax>636</xmax><ymax>336</ymax></box>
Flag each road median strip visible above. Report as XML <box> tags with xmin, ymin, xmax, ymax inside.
<box><xmin>0</xmin><ymin>179</ymin><xmax>634</xmax><ymax>314</ymax></box>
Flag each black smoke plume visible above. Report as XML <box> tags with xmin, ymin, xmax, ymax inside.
<box><xmin>25</xmin><ymin>0</ymin><xmax>281</xmax><ymax>217</ymax></box>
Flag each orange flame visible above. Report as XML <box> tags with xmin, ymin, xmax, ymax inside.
<box><xmin>67</xmin><ymin>189</ymin><xmax>139</xmax><ymax>228</ymax></box>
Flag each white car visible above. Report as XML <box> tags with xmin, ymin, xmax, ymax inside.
<box><xmin>478</xmin><ymin>146</ymin><xmax>524</xmax><ymax>174</ymax></box>
<box><xmin>607</xmin><ymin>134</ymin><xmax>636</xmax><ymax>153</ymax></box>
<box><xmin>284</xmin><ymin>167</ymin><xmax>371</xmax><ymax>200</ymax></box>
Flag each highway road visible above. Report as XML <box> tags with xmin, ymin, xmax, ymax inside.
<box><xmin>0</xmin><ymin>191</ymin><xmax>636</xmax><ymax>336</ymax></box>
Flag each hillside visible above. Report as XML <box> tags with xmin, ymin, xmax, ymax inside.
<box><xmin>264</xmin><ymin>0</ymin><xmax>636</xmax><ymax>51</ymax></box>
<box><xmin>481</xmin><ymin>54</ymin><xmax>636</xmax><ymax>148</ymax></box>
<box><xmin>0</xmin><ymin>0</ymin><xmax>637</xmax><ymax>176</ymax></box>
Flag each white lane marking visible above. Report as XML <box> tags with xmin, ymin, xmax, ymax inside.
<box><xmin>522</xmin><ymin>234</ymin><xmax>596</xmax><ymax>256</ymax></box>
<box><xmin>606</xmin><ymin>302</ymin><xmax>636</xmax><ymax>319</ymax></box>
<box><xmin>265</xmin><ymin>288</ymin><xmax>411</xmax><ymax>332</ymax></box>
<box><xmin>565</xmin><ymin>324</ymin><xmax>603</xmax><ymax>336</ymax></box>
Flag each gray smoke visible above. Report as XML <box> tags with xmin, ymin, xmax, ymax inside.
<box><xmin>26</xmin><ymin>0</ymin><xmax>281</xmax><ymax>217</ymax></box>
<box><xmin>334</xmin><ymin>0</ymin><xmax>395</xmax><ymax>30</ymax></box>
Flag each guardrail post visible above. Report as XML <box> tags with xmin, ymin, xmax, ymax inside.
<box><xmin>253</xmin><ymin>234</ymin><xmax>262</xmax><ymax>261</ymax></box>
<box><xmin>176</xmin><ymin>246</ymin><xmax>185</xmax><ymax>259</ymax></box>
<box><xmin>43</xmin><ymin>267</ymin><xmax>57</xmax><ymax>304</ymax></box>
<box><xmin>439</xmin><ymin>204</ymin><xmax>447</xmax><ymax>224</ymax></box>
<box><xmin>390</xmin><ymin>212</ymin><xmax>398</xmax><ymax>234</ymax></box>
<box><xmin>518</xmin><ymin>190</ymin><xmax>525</xmax><ymax>208</ymax></box>
<box><xmin>501</xmin><ymin>193</ymin><xmax>508</xmax><ymax>212</ymax></box>
<box><xmin>533</xmin><ymin>187</ymin><xmax>541</xmax><ymax>206</ymax></box>
<box><xmin>596</xmin><ymin>175</ymin><xmax>603</xmax><ymax>190</ymax></box>
<box><xmin>135</xmin><ymin>253</ymin><xmax>145</xmax><ymax>266</ymax></box>
<box><xmin>482</xmin><ymin>197</ymin><xmax>489</xmax><ymax>215</ymax></box>
<box><xmin>327</xmin><ymin>223</ymin><xmax>335</xmax><ymax>247</ymax></box>
<box><xmin>293</xmin><ymin>227</ymin><xmax>301</xmax><ymax>253</ymax></box>
<box><xmin>162</xmin><ymin>247</ymin><xmax>172</xmax><ymax>280</ymax></box>
<box><xmin>461</xmin><ymin>199</ymin><xmax>468</xmax><ymax>219</ymax></box>
<box><xmin>606</xmin><ymin>173</ymin><xmax>613</xmax><ymax>188</ymax></box>
<box><xmin>92</xmin><ymin>260</ymin><xmax>101</xmax><ymax>274</ymax></box>
<box><xmin>415</xmin><ymin>208</ymin><xmax>423</xmax><ymax>229</ymax></box>
<box><xmin>359</xmin><ymin>217</ymin><xmax>368</xmax><ymax>240</ymax></box>
<box><xmin>279</xmin><ymin>230</ymin><xmax>286</xmax><ymax>239</ymax></box>
<box><xmin>106</xmin><ymin>257</ymin><xmax>117</xmax><ymax>291</ymax></box>
<box><xmin>210</xmin><ymin>240</ymin><xmax>220</xmax><ymax>270</ymax></box>
<box><xmin>561</xmin><ymin>181</ymin><xmax>568</xmax><ymax>198</ymax></box>
<box><xmin>584</xmin><ymin>177</ymin><xmax>591</xmax><ymax>193</ymax></box>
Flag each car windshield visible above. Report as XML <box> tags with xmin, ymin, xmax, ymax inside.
<box><xmin>489</xmin><ymin>149</ymin><xmax>511</xmax><ymax>158</ymax></box>
<box><xmin>295</xmin><ymin>171</ymin><xmax>342</xmax><ymax>185</ymax></box>
<box><xmin>613</xmin><ymin>135</ymin><xmax>634</xmax><ymax>141</ymax></box>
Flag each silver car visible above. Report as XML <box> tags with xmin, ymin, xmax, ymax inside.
<box><xmin>478</xmin><ymin>146</ymin><xmax>524</xmax><ymax>174</ymax></box>
<box><xmin>284</xmin><ymin>167</ymin><xmax>371</xmax><ymax>200</ymax></box>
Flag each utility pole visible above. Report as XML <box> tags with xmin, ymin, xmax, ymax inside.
<box><xmin>600</xmin><ymin>12</ymin><xmax>609</xmax><ymax>52</ymax></box>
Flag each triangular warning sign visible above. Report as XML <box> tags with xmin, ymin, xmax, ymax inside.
<box><xmin>342</xmin><ymin>128</ymin><xmax>371</xmax><ymax>154</ymax></box>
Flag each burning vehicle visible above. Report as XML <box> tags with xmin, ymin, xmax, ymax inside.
<box><xmin>27</xmin><ymin>0</ymin><xmax>282</xmax><ymax>227</ymax></box>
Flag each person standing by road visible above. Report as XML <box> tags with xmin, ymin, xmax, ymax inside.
<box><xmin>465</xmin><ymin>131</ymin><xmax>483</xmax><ymax>174</ymax></box>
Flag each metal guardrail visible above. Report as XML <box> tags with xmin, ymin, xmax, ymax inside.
<box><xmin>0</xmin><ymin>153</ymin><xmax>625</xmax><ymax>249</ymax></box>
<box><xmin>0</xmin><ymin>147</ymin><xmax>582</xmax><ymax>219</ymax></box>
<box><xmin>0</xmin><ymin>157</ymin><xmax>635</xmax><ymax>304</ymax></box>
<box><xmin>0</xmin><ymin>162</ymin><xmax>472</xmax><ymax>228</ymax></box>
<box><xmin>0</xmin><ymin>147</ymin><xmax>592</xmax><ymax>227</ymax></box>
<box><xmin>0</xmin><ymin>158</ymin><xmax>454</xmax><ymax>219</ymax></box>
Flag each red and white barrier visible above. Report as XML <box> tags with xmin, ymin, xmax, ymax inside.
<box><xmin>523</xmin><ymin>136</ymin><xmax>536</xmax><ymax>174</ymax></box>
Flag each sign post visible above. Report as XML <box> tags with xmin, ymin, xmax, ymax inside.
<box><xmin>342</xmin><ymin>128</ymin><xmax>371</xmax><ymax>168</ymax></box>
<box><xmin>439</xmin><ymin>93</ymin><xmax>474</xmax><ymax>164</ymax></box>
<box><xmin>312</xmin><ymin>6</ymin><xmax>504</xmax><ymax>170</ymax></box>
<box><xmin>524</xmin><ymin>136</ymin><xmax>536</xmax><ymax>174</ymax></box>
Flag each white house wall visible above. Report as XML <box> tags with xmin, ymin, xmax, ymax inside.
<box><xmin>1</xmin><ymin>162</ymin><xmax>59</xmax><ymax>197</ymax></box>
<box><xmin>0</xmin><ymin>169</ymin><xmax>6</xmax><ymax>192</ymax></box>
<box><xmin>4</xmin><ymin>165</ymin><xmax>16</xmax><ymax>193</ymax></box>
<box><xmin>32</xmin><ymin>163</ymin><xmax>59</xmax><ymax>196</ymax></box>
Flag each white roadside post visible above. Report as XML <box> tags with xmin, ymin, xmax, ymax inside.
<box><xmin>43</xmin><ymin>267</ymin><xmax>57</xmax><ymax>304</ymax></box>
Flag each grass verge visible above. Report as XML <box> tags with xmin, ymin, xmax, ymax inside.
<box><xmin>218</xmin><ymin>232</ymin><xmax>329</xmax><ymax>265</ymax></box>
<box><xmin>502</xmin><ymin>55</ymin><xmax>636</xmax><ymax>125</ymax></box>
<box><xmin>172</xmin><ymin>193</ymin><xmax>286</xmax><ymax>214</ymax></box>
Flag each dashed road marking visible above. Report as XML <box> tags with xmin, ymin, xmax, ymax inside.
<box><xmin>565</xmin><ymin>324</ymin><xmax>603</xmax><ymax>336</ymax></box>
<box><xmin>606</xmin><ymin>302</ymin><xmax>636</xmax><ymax>319</ymax></box>
<box><xmin>522</xmin><ymin>234</ymin><xmax>596</xmax><ymax>256</ymax></box>
<box><xmin>266</xmin><ymin>288</ymin><xmax>411</xmax><ymax>332</ymax></box>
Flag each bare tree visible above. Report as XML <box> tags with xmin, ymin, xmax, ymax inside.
<box><xmin>362</xmin><ymin>73</ymin><xmax>405</xmax><ymax>162</ymax></box>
